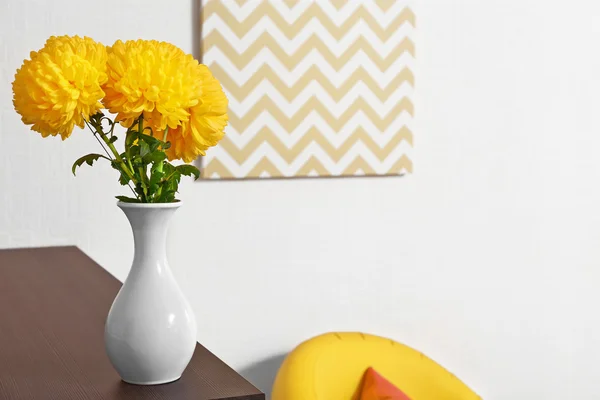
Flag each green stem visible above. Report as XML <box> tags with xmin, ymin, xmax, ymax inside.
<box><xmin>138</xmin><ymin>166</ymin><xmax>149</xmax><ymax>201</ymax></box>
<box><xmin>100</xmin><ymin>133</ymin><xmax>136</xmax><ymax>183</ymax></box>
<box><xmin>127</xmin><ymin>157</ymin><xmax>135</xmax><ymax>176</ymax></box>
<box><xmin>84</xmin><ymin>116</ymin><xmax>138</xmax><ymax>199</ymax></box>
<box><xmin>153</xmin><ymin>126</ymin><xmax>170</xmax><ymax>202</ymax></box>
<box><xmin>149</xmin><ymin>125</ymin><xmax>169</xmax><ymax>189</ymax></box>
<box><xmin>84</xmin><ymin>119</ymin><xmax>112</xmax><ymax>159</ymax></box>
<box><xmin>162</xmin><ymin>126</ymin><xmax>169</xmax><ymax>143</ymax></box>
<box><xmin>135</xmin><ymin>116</ymin><xmax>151</xmax><ymax>202</ymax></box>
<box><xmin>89</xmin><ymin>116</ymin><xmax>135</xmax><ymax>182</ymax></box>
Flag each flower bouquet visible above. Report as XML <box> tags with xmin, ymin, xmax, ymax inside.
<box><xmin>13</xmin><ymin>35</ymin><xmax>228</xmax><ymax>202</ymax></box>
<box><xmin>12</xmin><ymin>35</ymin><xmax>228</xmax><ymax>384</ymax></box>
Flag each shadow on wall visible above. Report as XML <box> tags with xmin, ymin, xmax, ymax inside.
<box><xmin>238</xmin><ymin>353</ymin><xmax>287</xmax><ymax>399</ymax></box>
<box><xmin>192</xmin><ymin>0</ymin><xmax>205</xmax><ymax>173</ymax></box>
<box><xmin>191</xmin><ymin>0</ymin><xmax>202</xmax><ymax>62</ymax></box>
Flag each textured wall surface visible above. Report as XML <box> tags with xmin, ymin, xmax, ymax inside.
<box><xmin>2</xmin><ymin>1</ymin><xmax>600</xmax><ymax>399</ymax></box>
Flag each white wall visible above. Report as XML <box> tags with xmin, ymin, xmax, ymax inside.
<box><xmin>2</xmin><ymin>0</ymin><xmax>600</xmax><ymax>398</ymax></box>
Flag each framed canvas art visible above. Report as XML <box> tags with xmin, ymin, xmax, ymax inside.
<box><xmin>200</xmin><ymin>0</ymin><xmax>415</xmax><ymax>179</ymax></box>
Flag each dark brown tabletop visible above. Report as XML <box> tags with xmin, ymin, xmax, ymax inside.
<box><xmin>0</xmin><ymin>246</ymin><xmax>264</xmax><ymax>400</ymax></box>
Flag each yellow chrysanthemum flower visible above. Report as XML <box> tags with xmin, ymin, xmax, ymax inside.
<box><xmin>163</xmin><ymin>65</ymin><xmax>228</xmax><ymax>162</ymax></box>
<box><xmin>12</xmin><ymin>35</ymin><xmax>108</xmax><ymax>139</ymax></box>
<box><xmin>103</xmin><ymin>39</ymin><xmax>228</xmax><ymax>162</ymax></box>
<box><xmin>103</xmin><ymin>40</ymin><xmax>199</xmax><ymax>130</ymax></box>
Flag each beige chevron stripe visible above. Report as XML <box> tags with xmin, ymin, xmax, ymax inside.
<box><xmin>375</xmin><ymin>0</ymin><xmax>398</xmax><ymax>13</ymax></box>
<box><xmin>388</xmin><ymin>154</ymin><xmax>413</xmax><ymax>174</ymax></box>
<box><xmin>282</xmin><ymin>0</ymin><xmax>297</xmax><ymax>9</ymax></box>
<box><xmin>228</xmin><ymin>97</ymin><xmax>414</xmax><ymax>132</ymax></box>
<box><xmin>218</xmin><ymin>126</ymin><xmax>412</xmax><ymax>164</ymax></box>
<box><xmin>329</xmin><ymin>0</ymin><xmax>350</xmax><ymax>10</ymax></box>
<box><xmin>343</xmin><ymin>156</ymin><xmax>376</xmax><ymax>175</ymax></box>
<box><xmin>202</xmin><ymin>158</ymin><xmax>235</xmax><ymax>179</ymax></box>
<box><xmin>214</xmin><ymin>65</ymin><xmax>413</xmax><ymax>102</ymax></box>
<box><xmin>296</xmin><ymin>156</ymin><xmax>331</xmax><ymax>176</ymax></box>
<box><xmin>247</xmin><ymin>157</ymin><xmax>286</xmax><ymax>178</ymax></box>
<box><xmin>232</xmin><ymin>0</ymin><xmax>373</xmax><ymax>12</ymax></box>
<box><xmin>203</xmin><ymin>154</ymin><xmax>413</xmax><ymax>179</ymax></box>
<box><xmin>202</xmin><ymin>2</ymin><xmax>415</xmax><ymax>41</ymax></box>
<box><xmin>201</xmin><ymin>157</ymin><xmax>291</xmax><ymax>179</ymax></box>
<box><xmin>204</xmin><ymin>32</ymin><xmax>414</xmax><ymax>71</ymax></box>
<box><xmin>341</xmin><ymin>154</ymin><xmax>413</xmax><ymax>175</ymax></box>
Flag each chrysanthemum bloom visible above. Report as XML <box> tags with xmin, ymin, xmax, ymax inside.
<box><xmin>12</xmin><ymin>35</ymin><xmax>108</xmax><ymax>139</ymax></box>
<box><xmin>164</xmin><ymin>66</ymin><xmax>228</xmax><ymax>162</ymax></box>
<box><xmin>103</xmin><ymin>39</ymin><xmax>227</xmax><ymax>162</ymax></box>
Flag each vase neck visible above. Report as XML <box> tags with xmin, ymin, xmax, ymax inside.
<box><xmin>118</xmin><ymin>203</ymin><xmax>180</xmax><ymax>267</ymax></box>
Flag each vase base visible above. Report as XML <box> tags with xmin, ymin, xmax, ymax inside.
<box><xmin>122</xmin><ymin>376</ymin><xmax>181</xmax><ymax>386</ymax></box>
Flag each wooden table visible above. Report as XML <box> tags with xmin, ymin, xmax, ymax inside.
<box><xmin>0</xmin><ymin>246</ymin><xmax>265</xmax><ymax>400</ymax></box>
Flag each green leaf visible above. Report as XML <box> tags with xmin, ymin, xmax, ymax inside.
<box><xmin>172</xmin><ymin>171</ymin><xmax>182</xmax><ymax>185</ymax></box>
<box><xmin>118</xmin><ymin>173</ymin><xmax>131</xmax><ymax>185</ymax></box>
<box><xmin>140</xmin><ymin>141</ymin><xmax>151</xmax><ymax>158</ymax></box>
<box><xmin>125</xmin><ymin>130</ymin><xmax>137</xmax><ymax>148</ymax></box>
<box><xmin>72</xmin><ymin>153</ymin><xmax>106</xmax><ymax>176</ymax></box>
<box><xmin>115</xmin><ymin>195</ymin><xmax>141</xmax><ymax>203</ymax></box>
<box><xmin>158</xmin><ymin>189</ymin><xmax>176</xmax><ymax>203</ymax></box>
<box><xmin>138</xmin><ymin>134</ymin><xmax>163</xmax><ymax>153</ymax></box>
<box><xmin>111</xmin><ymin>161</ymin><xmax>131</xmax><ymax>185</ymax></box>
<box><xmin>143</xmin><ymin>151</ymin><xmax>167</xmax><ymax>164</ymax></box>
<box><xmin>176</xmin><ymin>164</ymin><xmax>200</xmax><ymax>180</ymax></box>
<box><xmin>109</xmin><ymin>136</ymin><xmax>118</xmax><ymax>143</ymax></box>
<box><xmin>149</xmin><ymin>169</ymin><xmax>164</xmax><ymax>186</ymax></box>
<box><xmin>148</xmin><ymin>167</ymin><xmax>164</xmax><ymax>195</ymax></box>
<box><xmin>128</xmin><ymin>145</ymin><xmax>140</xmax><ymax>161</ymax></box>
<box><xmin>148</xmin><ymin>183</ymin><xmax>160</xmax><ymax>196</ymax></box>
<box><xmin>163</xmin><ymin>162</ymin><xmax>175</xmax><ymax>175</ymax></box>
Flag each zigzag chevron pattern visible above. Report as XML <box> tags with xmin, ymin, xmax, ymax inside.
<box><xmin>200</xmin><ymin>0</ymin><xmax>415</xmax><ymax>179</ymax></box>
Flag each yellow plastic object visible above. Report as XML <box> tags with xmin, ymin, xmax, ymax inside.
<box><xmin>272</xmin><ymin>332</ymin><xmax>481</xmax><ymax>400</ymax></box>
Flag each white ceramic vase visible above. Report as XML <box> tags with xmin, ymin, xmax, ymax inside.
<box><xmin>105</xmin><ymin>201</ymin><xmax>197</xmax><ymax>385</ymax></box>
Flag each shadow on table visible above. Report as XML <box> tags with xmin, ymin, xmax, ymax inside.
<box><xmin>238</xmin><ymin>353</ymin><xmax>287</xmax><ymax>399</ymax></box>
